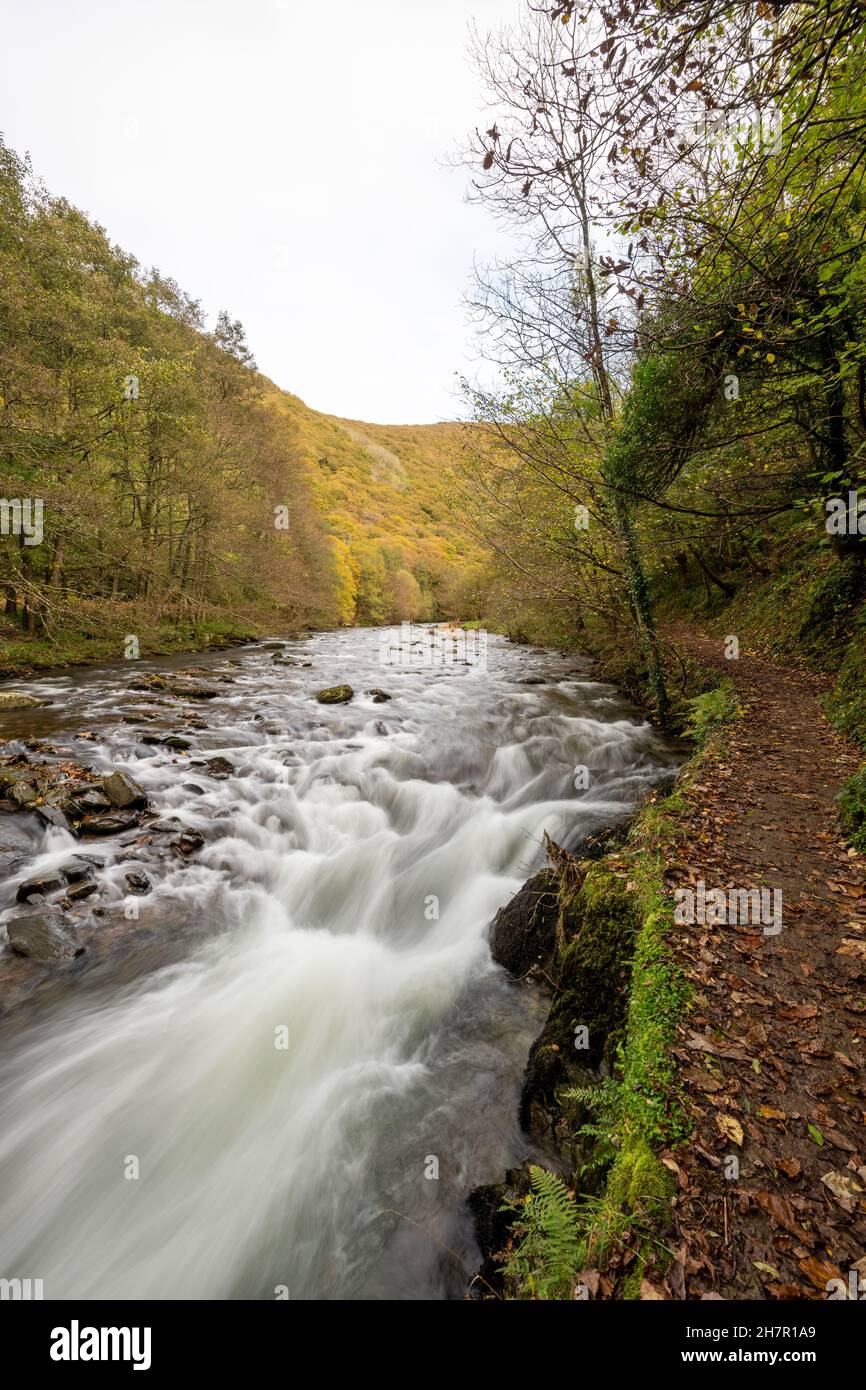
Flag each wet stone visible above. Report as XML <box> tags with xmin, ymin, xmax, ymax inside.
<box><xmin>6</xmin><ymin>910</ymin><xmax>85</xmax><ymax>964</ymax></box>
<box><xmin>79</xmin><ymin>812</ymin><xmax>140</xmax><ymax>836</ymax></box>
<box><xmin>315</xmin><ymin>685</ymin><xmax>354</xmax><ymax>704</ymax></box>
<box><xmin>103</xmin><ymin>770</ymin><xmax>148</xmax><ymax>809</ymax></box>
<box><xmin>124</xmin><ymin>871</ymin><xmax>151</xmax><ymax>895</ymax></box>
<box><xmin>171</xmin><ymin>830</ymin><xmax>205</xmax><ymax>859</ymax></box>
<box><xmin>16</xmin><ymin>873</ymin><xmax>64</xmax><ymax>904</ymax></box>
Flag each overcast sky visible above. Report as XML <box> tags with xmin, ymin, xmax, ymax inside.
<box><xmin>1</xmin><ymin>0</ymin><xmax>523</xmax><ymax>423</ymax></box>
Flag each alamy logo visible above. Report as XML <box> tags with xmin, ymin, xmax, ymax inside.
<box><xmin>379</xmin><ymin>622</ymin><xmax>488</xmax><ymax>673</ymax></box>
<box><xmin>825</xmin><ymin>491</ymin><xmax>866</xmax><ymax>535</ymax></box>
<box><xmin>0</xmin><ymin>498</ymin><xmax>43</xmax><ymax>546</ymax></box>
<box><xmin>673</xmin><ymin>880</ymin><xmax>782</xmax><ymax>936</ymax></box>
<box><xmin>826</xmin><ymin>1269</ymin><xmax>866</xmax><ymax>1300</ymax></box>
<box><xmin>50</xmin><ymin>1320</ymin><xmax>152</xmax><ymax>1372</ymax></box>
<box><xmin>0</xmin><ymin>1276</ymin><xmax>43</xmax><ymax>1299</ymax></box>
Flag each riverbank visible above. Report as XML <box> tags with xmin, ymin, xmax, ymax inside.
<box><xmin>0</xmin><ymin>612</ymin><xmax>271</xmax><ymax>681</ymax></box>
<box><xmin>476</xmin><ymin>617</ymin><xmax>866</xmax><ymax>1300</ymax></box>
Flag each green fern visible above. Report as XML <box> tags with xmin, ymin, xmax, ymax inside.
<box><xmin>500</xmin><ymin>1164</ymin><xmax>584</xmax><ymax>1299</ymax></box>
<box><xmin>561</xmin><ymin>1077</ymin><xmax>621</xmax><ymax>1180</ymax></box>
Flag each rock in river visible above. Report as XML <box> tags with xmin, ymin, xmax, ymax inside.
<box><xmin>103</xmin><ymin>770</ymin><xmax>148</xmax><ymax>809</ymax></box>
<box><xmin>0</xmin><ymin>691</ymin><xmax>48</xmax><ymax>710</ymax></box>
<box><xmin>6</xmin><ymin>910</ymin><xmax>85</xmax><ymax>963</ymax></box>
<box><xmin>489</xmin><ymin>868</ymin><xmax>560</xmax><ymax>977</ymax></box>
<box><xmin>34</xmin><ymin>805</ymin><xmax>70</xmax><ymax>832</ymax></box>
<box><xmin>10</xmin><ymin>781</ymin><xmax>38</xmax><ymax>807</ymax></box>
<box><xmin>125</xmin><ymin>871</ymin><xmax>152</xmax><ymax>895</ymax></box>
<box><xmin>79</xmin><ymin>812</ymin><xmax>140</xmax><ymax>836</ymax></box>
<box><xmin>315</xmin><ymin>685</ymin><xmax>354</xmax><ymax>704</ymax></box>
<box><xmin>16</xmin><ymin>873</ymin><xmax>64</xmax><ymax>904</ymax></box>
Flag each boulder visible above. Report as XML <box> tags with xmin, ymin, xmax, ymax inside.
<box><xmin>65</xmin><ymin>880</ymin><xmax>97</xmax><ymax>903</ymax></box>
<box><xmin>170</xmin><ymin>685</ymin><xmax>219</xmax><ymax>700</ymax></box>
<box><xmin>489</xmin><ymin>869</ymin><xmax>559</xmax><ymax>977</ymax></box>
<box><xmin>61</xmin><ymin>859</ymin><xmax>96</xmax><ymax>885</ymax></box>
<box><xmin>124</xmin><ymin>871</ymin><xmax>151</xmax><ymax>895</ymax></box>
<box><xmin>75</xmin><ymin>789</ymin><xmax>112</xmax><ymax>812</ymax></box>
<box><xmin>16</xmin><ymin>873</ymin><xmax>64</xmax><ymax>904</ymax></box>
<box><xmin>171</xmin><ymin>829</ymin><xmax>205</xmax><ymax>859</ymax></box>
<box><xmin>203</xmin><ymin>756</ymin><xmax>233</xmax><ymax>778</ymax></box>
<box><xmin>6</xmin><ymin>910</ymin><xmax>85</xmax><ymax>963</ymax></box>
<box><xmin>103</xmin><ymin>770</ymin><xmax>148</xmax><ymax>809</ymax></box>
<box><xmin>315</xmin><ymin>685</ymin><xmax>354</xmax><ymax>704</ymax></box>
<box><xmin>367</xmin><ymin>688</ymin><xmax>392</xmax><ymax>703</ymax></box>
<box><xmin>79</xmin><ymin>812</ymin><xmax>140</xmax><ymax>835</ymax></box>
<box><xmin>10</xmin><ymin>781</ymin><xmax>37</xmax><ymax>807</ymax></box>
<box><xmin>34</xmin><ymin>805</ymin><xmax>69</xmax><ymax>832</ymax></box>
<box><xmin>0</xmin><ymin>692</ymin><xmax>48</xmax><ymax>710</ymax></box>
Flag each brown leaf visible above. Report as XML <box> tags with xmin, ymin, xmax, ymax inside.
<box><xmin>639</xmin><ymin>1279</ymin><xmax>666</xmax><ymax>1300</ymax></box>
<box><xmin>820</xmin><ymin>1169</ymin><xmax>864</xmax><ymax>1212</ymax></box>
<box><xmin>798</xmin><ymin>1256</ymin><xmax>843</xmax><ymax>1291</ymax></box>
<box><xmin>757</xmin><ymin>1105</ymin><xmax>787</xmax><ymax>1121</ymax></box>
<box><xmin>716</xmin><ymin>1114</ymin><xmax>744</xmax><ymax>1146</ymax></box>
<box><xmin>753</xmin><ymin>1189</ymin><xmax>810</xmax><ymax>1239</ymax></box>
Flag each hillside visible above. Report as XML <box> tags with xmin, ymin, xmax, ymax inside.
<box><xmin>0</xmin><ymin>132</ymin><xmax>485</xmax><ymax>675</ymax></box>
<box><xmin>265</xmin><ymin>391</ymin><xmax>484</xmax><ymax>625</ymax></box>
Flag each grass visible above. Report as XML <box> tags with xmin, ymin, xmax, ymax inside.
<box><xmin>0</xmin><ymin>611</ymin><xmax>264</xmax><ymax>677</ymax></box>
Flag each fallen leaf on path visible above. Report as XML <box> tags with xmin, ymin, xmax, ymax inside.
<box><xmin>640</xmin><ymin>1279</ymin><xmax>666</xmax><ymax>1300</ymax></box>
<box><xmin>757</xmin><ymin>1105</ymin><xmax>787</xmax><ymax>1121</ymax></box>
<box><xmin>776</xmin><ymin>1157</ymin><xmax>802</xmax><ymax>1179</ymax></box>
<box><xmin>753</xmin><ymin>1188</ymin><xmax>811</xmax><ymax>1239</ymax></box>
<box><xmin>779</xmin><ymin>1004</ymin><xmax>819</xmax><ymax>1020</ymax></box>
<box><xmin>820</xmin><ymin>1170</ymin><xmax>864</xmax><ymax>1212</ymax></box>
<box><xmin>716</xmin><ymin>1114</ymin><xmax>744</xmax><ymax>1146</ymax></box>
<box><xmin>798</xmin><ymin>1256</ymin><xmax>844</xmax><ymax>1291</ymax></box>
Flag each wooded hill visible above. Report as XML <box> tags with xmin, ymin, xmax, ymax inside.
<box><xmin>0</xmin><ymin>137</ymin><xmax>481</xmax><ymax>671</ymax></box>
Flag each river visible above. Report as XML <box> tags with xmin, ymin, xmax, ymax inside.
<box><xmin>0</xmin><ymin>626</ymin><xmax>679</xmax><ymax>1299</ymax></box>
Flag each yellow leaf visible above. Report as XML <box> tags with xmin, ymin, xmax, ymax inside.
<box><xmin>766</xmin><ymin>353</ymin><xmax>776</xmax><ymax>363</ymax></box>
<box><xmin>717</xmin><ymin>1114</ymin><xmax>744</xmax><ymax>1146</ymax></box>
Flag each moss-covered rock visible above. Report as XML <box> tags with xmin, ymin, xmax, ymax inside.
<box><xmin>489</xmin><ymin>868</ymin><xmax>559</xmax><ymax>977</ymax></box>
<box><xmin>315</xmin><ymin>685</ymin><xmax>354</xmax><ymax>704</ymax></box>
<box><xmin>519</xmin><ymin>862</ymin><xmax>638</xmax><ymax>1138</ymax></box>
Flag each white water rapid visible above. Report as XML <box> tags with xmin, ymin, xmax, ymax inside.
<box><xmin>0</xmin><ymin>627</ymin><xmax>679</xmax><ymax>1299</ymax></box>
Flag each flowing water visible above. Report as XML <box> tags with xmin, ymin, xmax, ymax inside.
<box><xmin>0</xmin><ymin>627</ymin><xmax>680</xmax><ymax>1299</ymax></box>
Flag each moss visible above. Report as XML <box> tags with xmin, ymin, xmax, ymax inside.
<box><xmin>684</xmin><ymin>680</ymin><xmax>742</xmax><ymax>750</ymax></box>
<box><xmin>824</xmin><ymin>607</ymin><xmax>866</xmax><ymax>749</ymax></box>
<box><xmin>550</xmin><ymin>864</ymin><xmax>639</xmax><ymax>1060</ymax></box>
<box><xmin>837</xmin><ymin>765</ymin><xmax>866</xmax><ymax>852</ymax></box>
<box><xmin>0</xmin><ymin>614</ymin><xmax>261</xmax><ymax>676</ymax></box>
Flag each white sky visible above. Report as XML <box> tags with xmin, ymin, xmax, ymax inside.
<box><xmin>1</xmin><ymin>0</ymin><xmax>522</xmax><ymax>423</ymax></box>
